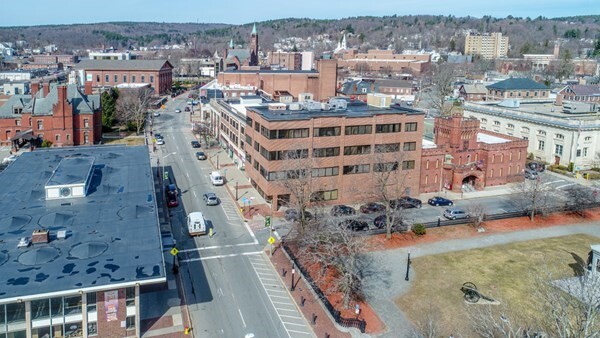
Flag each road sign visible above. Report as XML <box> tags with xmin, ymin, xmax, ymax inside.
<box><xmin>163</xmin><ymin>171</ymin><xmax>169</xmax><ymax>180</ymax></box>
<box><xmin>268</xmin><ymin>236</ymin><xmax>275</xmax><ymax>244</ymax></box>
<box><xmin>170</xmin><ymin>247</ymin><xmax>179</xmax><ymax>256</ymax></box>
<box><xmin>242</xmin><ymin>197</ymin><xmax>248</xmax><ymax>203</ymax></box>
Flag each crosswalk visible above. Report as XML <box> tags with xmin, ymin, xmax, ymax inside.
<box><xmin>247</xmin><ymin>254</ymin><xmax>314</xmax><ymax>338</ymax></box>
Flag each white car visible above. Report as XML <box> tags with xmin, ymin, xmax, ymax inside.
<box><xmin>153</xmin><ymin>112</ymin><xmax>160</xmax><ymax>117</ymax></box>
<box><xmin>175</xmin><ymin>109</ymin><xmax>181</xmax><ymax>113</ymax></box>
<box><xmin>2</xmin><ymin>155</ymin><xmax>17</xmax><ymax>164</ymax></box>
<box><xmin>156</xmin><ymin>139</ymin><xmax>165</xmax><ymax>145</ymax></box>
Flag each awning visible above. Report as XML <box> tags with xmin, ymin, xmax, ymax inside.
<box><xmin>10</xmin><ymin>129</ymin><xmax>35</xmax><ymax>141</ymax></box>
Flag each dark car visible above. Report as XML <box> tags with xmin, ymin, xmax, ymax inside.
<box><xmin>339</xmin><ymin>219</ymin><xmax>369</xmax><ymax>231</ymax></box>
<box><xmin>203</xmin><ymin>192</ymin><xmax>219</xmax><ymax>206</ymax></box>
<box><xmin>527</xmin><ymin>161</ymin><xmax>546</xmax><ymax>172</ymax></box>
<box><xmin>427</xmin><ymin>196</ymin><xmax>454</xmax><ymax>206</ymax></box>
<box><xmin>191</xmin><ymin>140</ymin><xmax>201</xmax><ymax>148</ymax></box>
<box><xmin>359</xmin><ymin>202</ymin><xmax>386</xmax><ymax>214</ymax></box>
<box><xmin>284</xmin><ymin>209</ymin><xmax>313</xmax><ymax>222</ymax></box>
<box><xmin>390</xmin><ymin>196</ymin><xmax>422</xmax><ymax>209</ymax></box>
<box><xmin>330</xmin><ymin>205</ymin><xmax>357</xmax><ymax>216</ymax></box>
<box><xmin>374</xmin><ymin>215</ymin><xmax>409</xmax><ymax>231</ymax></box>
<box><xmin>185</xmin><ymin>106</ymin><xmax>190</xmax><ymax>112</ymax></box>
<box><xmin>154</xmin><ymin>133</ymin><xmax>163</xmax><ymax>140</ymax></box>
<box><xmin>166</xmin><ymin>190</ymin><xmax>178</xmax><ymax>207</ymax></box>
<box><xmin>196</xmin><ymin>151</ymin><xmax>207</xmax><ymax>160</ymax></box>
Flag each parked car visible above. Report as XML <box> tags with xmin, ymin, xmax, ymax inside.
<box><xmin>185</xmin><ymin>107</ymin><xmax>191</xmax><ymax>112</ymax></box>
<box><xmin>175</xmin><ymin>108</ymin><xmax>181</xmax><ymax>113</ymax></box>
<box><xmin>390</xmin><ymin>196</ymin><xmax>422</xmax><ymax>209</ymax></box>
<box><xmin>154</xmin><ymin>133</ymin><xmax>162</xmax><ymax>140</ymax></box>
<box><xmin>524</xmin><ymin>168</ymin><xmax>539</xmax><ymax>180</ymax></box>
<box><xmin>427</xmin><ymin>196</ymin><xmax>453</xmax><ymax>206</ymax></box>
<box><xmin>153</xmin><ymin>111</ymin><xmax>160</xmax><ymax>117</ymax></box>
<box><xmin>196</xmin><ymin>151</ymin><xmax>207</xmax><ymax>160</ymax></box>
<box><xmin>527</xmin><ymin>161</ymin><xmax>546</xmax><ymax>172</ymax></box>
<box><xmin>339</xmin><ymin>219</ymin><xmax>369</xmax><ymax>231</ymax></box>
<box><xmin>191</xmin><ymin>140</ymin><xmax>201</xmax><ymax>148</ymax></box>
<box><xmin>359</xmin><ymin>202</ymin><xmax>386</xmax><ymax>214</ymax></box>
<box><xmin>166</xmin><ymin>190</ymin><xmax>178</xmax><ymax>208</ymax></box>
<box><xmin>443</xmin><ymin>207</ymin><xmax>470</xmax><ymax>220</ymax></box>
<box><xmin>203</xmin><ymin>192</ymin><xmax>220</xmax><ymax>206</ymax></box>
<box><xmin>373</xmin><ymin>215</ymin><xmax>406</xmax><ymax>229</ymax></box>
<box><xmin>330</xmin><ymin>205</ymin><xmax>356</xmax><ymax>216</ymax></box>
<box><xmin>284</xmin><ymin>209</ymin><xmax>313</xmax><ymax>222</ymax></box>
<box><xmin>156</xmin><ymin>138</ymin><xmax>165</xmax><ymax>145</ymax></box>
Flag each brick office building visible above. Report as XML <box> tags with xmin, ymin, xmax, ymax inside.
<box><xmin>75</xmin><ymin>59</ymin><xmax>173</xmax><ymax>95</ymax></box>
<box><xmin>244</xmin><ymin>100</ymin><xmax>424</xmax><ymax>209</ymax></box>
<box><xmin>336</xmin><ymin>49</ymin><xmax>431</xmax><ymax>75</ymax></box>
<box><xmin>0</xmin><ymin>82</ymin><xmax>102</xmax><ymax>149</ymax></box>
<box><xmin>420</xmin><ymin>114</ymin><xmax>528</xmax><ymax>193</ymax></box>
<box><xmin>217</xmin><ymin>59</ymin><xmax>337</xmax><ymax>101</ymax></box>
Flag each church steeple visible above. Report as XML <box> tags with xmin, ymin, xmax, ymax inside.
<box><xmin>249</xmin><ymin>23</ymin><xmax>259</xmax><ymax>66</ymax></box>
<box><xmin>229</xmin><ymin>38</ymin><xmax>234</xmax><ymax>49</ymax></box>
<box><xmin>252</xmin><ymin>23</ymin><xmax>257</xmax><ymax>36</ymax></box>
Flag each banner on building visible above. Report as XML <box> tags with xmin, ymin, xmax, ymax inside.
<box><xmin>104</xmin><ymin>290</ymin><xmax>119</xmax><ymax>322</ymax></box>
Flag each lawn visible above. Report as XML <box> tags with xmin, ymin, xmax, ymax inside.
<box><xmin>395</xmin><ymin>234</ymin><xmax>599</xmax><ymax>335</ymax></box>
<box><xmin>102</xmin><ymin>135</ymin><xmax>146</xmax><ymax>146</ymax></box>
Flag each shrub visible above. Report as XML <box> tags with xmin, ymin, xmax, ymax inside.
<box><xmin>41</xmin><ymin>140</ymin><xmax>53</xmax><ymax>148</ymax></box>
<box><xmin>568</xmin><ymin>162</ymin><xmax>574</xmax><ymax>172</ymax></box>
<box><xmin>412</xmin><ymin>223</ymin><xmax>426</xmax><ymax>236</ymax></box>
<box><xmin>583</xmin><ymin>172</ymin><xmax>600</xmax><ymax>180</ymax></box>
<box><xmin>527</xmin><ymin>152</ymin><xmax>534</xmax><ymax>160</ymax></box>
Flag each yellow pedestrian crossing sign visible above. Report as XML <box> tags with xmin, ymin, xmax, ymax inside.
<box><xmin>268</xmin><ymin>236</ymin><xmax>275</xmax><ymax>245</ymax></box>
<box><xmin>170</xmin><ymin>247</ymin><xmax>179</xmax><ymax>256</ymax></box>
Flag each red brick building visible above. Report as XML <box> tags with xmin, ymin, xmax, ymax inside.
<box><xmin>75</xmin><ymin>59</ymin><xmax>173</xmax><ymax>95</ymax></box>
<box><xmin>336</xmin><ymin>49</ymin><xmax>431</xmax><ymax>75</ymax></box>
<box><xmin>217</xmin><ymin>59</ymin><xmax>338</xmax><ymax>101</ymax></box>
<box><xmin>244</xmin><ymin>101</ymin><xmax>424</xmax><ymax>209</ymax></box>
<box><xmin>267</xmin><ymin>51</ymin><xmax>302</xmax><ymax>70</ymax></box>
<box><xmin>0</xmin><ymin>82</ymin><xmax>102</xmax><ymax>149</ymax></box>
<box><xmin>420</xmin><ymin>114</ymin><xmax>528</xmax><ymax>193</ymax></box>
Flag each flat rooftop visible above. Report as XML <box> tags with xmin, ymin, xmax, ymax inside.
<box><xmin>0</xmin><ymin>145</ymin><xmax>165</xmax><ymax>302</ymax></box>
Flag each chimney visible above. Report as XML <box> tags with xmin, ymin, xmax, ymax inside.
<box><xmin>32</xmin><ymin>229</ymin><xmax>49</xmax><ymax>244</ymax></box>
<box><xmin>31</xmin><ymin>82</ymin><xmax>40</xmax><ymax>96</ymax></box>
<box><xmin>58</xmin><ymin>84</ymin><xmax>68</xmax><ymax>103</ymax></box>
<box><xmin>42</xmin><ymin>82</ymin><xmax>50</xmax><ymax>97</ymax></box>
<box><xmin>84</xmin><ymin>81</ymin><xmax>93</xmax><ymax>95</ymax></box>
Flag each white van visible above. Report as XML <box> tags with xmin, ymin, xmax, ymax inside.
<box><xmin>209</xmin><ymin>171</ymin><xmax>224</xmax><ymax>186</ymax></box>
<box><xmin>187</xmin><ymin>212</ymin><xmax>207</xmax><ymax>236</ymax></box>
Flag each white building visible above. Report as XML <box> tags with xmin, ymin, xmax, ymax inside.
<box><xmin>301</xmin><ymin>51</ymin><xmax>314</xmax><ymax>70</ymax></box>
<box><xmin>463</xmin><ymin>101</ymin><xmax>600</xmax><ymax>170</ymax></box>
<box><xmin>88</xmin><ymin>51</ymin><xmax>134</xmax><ymax>60</ymax></box>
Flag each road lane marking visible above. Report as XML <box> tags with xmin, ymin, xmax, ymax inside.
<box><xmin>556</xmin><ymin>183</ymin><xmax>576</xmax><ymax>189</ymax></box>
<box><xmin>238</xmin><ymin>309</ymin><xmax>247</xmax><ymax>328</ymax></box>
<box><xmin>287</xmin><ymin>329</ymin><xmax>312</xmax><ymax>335</ymax></box>
<box><xmin>544</xmin><ymin>180</ymin><xmax>563</xmax><ymax>185</ymax></box>
<box><xmin>193</xmin><ymin>191</ymin><xmax>197</xmax><ymax>198</ymax></box>
<box><xmin>271</xmin><ymin>301</ymin><xmax>295</xmax><ymax>306</ymax></box>
<box><xmin>269</xmin><ymin>294</ymin><xmax>291</xmax><ymax>299</ymax></box>
<box><xmin>179</xmin><ymin>242</ymin><xmax>257</xmax><ymax>253</ymax></box>
<box><xmin>243</xmin><ymin>221</ymin><xmax>259</xmax><ymax>244</ymax></box>
<box><xmin>180</xmin><ymin>251</ymin><xmax>262</xmax><ymax>262</ymax></box>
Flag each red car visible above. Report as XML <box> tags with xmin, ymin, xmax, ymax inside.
<box><xmin>166</xmin><ymin>190</ymin><xmax>178</xmax><ymax>207</ymax></box>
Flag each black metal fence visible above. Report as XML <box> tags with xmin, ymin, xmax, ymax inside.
<box><xmin>281</xmin><ymin>242</ymin><xmax>367</xmax><ymax>333</ymax></box>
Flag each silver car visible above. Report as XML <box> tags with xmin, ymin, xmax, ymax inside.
<box><xmin>443</xmin><ymin>207</ymin><xmax>470</xmax><ymax>220</ymax></box>
<box><xmin>203</xmin><ymin>192</ymin><xmax>219</xmax><ymax>206</ymax></box>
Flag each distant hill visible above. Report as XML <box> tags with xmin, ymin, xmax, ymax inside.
<box><xmin>0</xmin><ymin>15</ymin><xmax>598</xmax><ymax>59</ymax></box>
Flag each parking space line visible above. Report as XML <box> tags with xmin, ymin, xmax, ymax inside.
<box><xmin>269</xmin><ymin>294</ymin><xmax>291</xmax><ymax>299</ymax></box>
<box><xmin>287</xmin><ymin>329</ymin><xmax>312</xmax><ymax>335</ymax></box>
<box><xmin>282</xmin><ymin>322</ymin><xmax>308</xmax><ymax>327</ymax></box>
<box><xmin>271</xmin><ymin>301</ymin><xmax>295</xmax><ymax>306</ymax></box>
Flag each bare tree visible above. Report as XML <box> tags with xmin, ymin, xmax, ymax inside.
<box><xmin>427</xmin><ymin>63</ymin><xmax>458</xmax><ymax>116</ymax></box>
<box><xmin>410</xmin><ymin>302</ymin><xmax>442</xmax><ymax>338</ymax></box>
<box><xmin>467</xmin><ymin>202</ymin><xmax>487</xmax><ymax>230</ymax></box>
<box><xmin>564</xmin><ymin>186</ymin><xmax>599</xmax><ymax>217</ymax></box>
<box><xmin>115</xmin><ymin>87</ymin><xmax>153</xmax><ymax>135</ymax></box>
<box><xmin>511</xmin><ymin>176</ymin><xmax>552</xmax><ymax>221</ymax></box>
<box><xmin>468</xmin><ymin>305</ymin><xmax>532</xmax><ymax>338</ymax></box>
<box><xmin>355</xmin><ymin>62</ymin><xmax>371</xmax><ymax>76</ymax></box>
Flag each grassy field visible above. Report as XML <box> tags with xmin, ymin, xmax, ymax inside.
<box><xmin>395</xmin><ymin>234</ymin><xmax>599</xmax><ymax>335</ymax></box>
<box><xmin>102</xmin><ymin>135</ymin><xmax>146</xmax><ymax>146</ymax></box>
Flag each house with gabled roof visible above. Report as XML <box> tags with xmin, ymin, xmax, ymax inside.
<box><xmin>557</xmin><ymin>84</ymin><xmax>600</xmax><ymax>103</ymax></box>
<box><xmin>485</xmin><ymin>77</ymin><xmax>550</xmax><ymax>101</ymax></box>
<box><xmin>458</xmin><ymin>84</ymin><xmax>487</xmax><ymax>101</ymax></box>
<box><xmin>0</xmin><ymin>82</ymin><xmax>102</xmax><ymax>150</ymax></box>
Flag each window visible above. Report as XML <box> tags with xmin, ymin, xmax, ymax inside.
<box><xmin>537</xmin><ymin>130</ymin><xmax>546</xmax><ymax>136</ymax></box>
<box><xmin>312</xmin><ymin>167</ymin><xmax>339</xmax><ymax>177</ymax></box>
<box><xmin>254</xmin><ymin>141</ymin><xmax>260</xmax><ymax>151</ymax></box>
<box><xmin>584</xmin><ymin>136</ymin><xmax>592</xmax><ymax>142</ymax></box>
<box><xmin>87</xmin><ymin>292</ymin><xmax>97</xmax><ymax>312</ymax></box>
<box><xmin>481</xmin><ymin>118</ymin><xmax>487</xmax><ymax>123</ymax></box>
<box><xmin>583</xmin><ymin>147</ymin><xmax>588</xmax><ymax>157</ymax></box>
<box><xmin>403</xmin><ymin>142</ymin><xmax>417</xmax><ymax>151</ymax></box>
<box><xmin>126</xmin><ymin>287</ymin><xmax>135</xmax><ymax>306</ymax></box>
<box><xmin>245</xmin><ymin>134</ymin><xmax>252</xmax><ymax>144</ymax></box>
<box><xmin>141</xmin><ymin>75</ymin><xmax>145</xmax><ymax>82</ymax></box>
<box><xmin>576</xmin><ymin>149</ymin><xmax>582</xmax><ymax>157</ymax></box>
<box><xmin>253</xmin><ymin>160</ymin><xmax>259</xmax><ymax>170</ymax></box>
<box><xmin>555</xmin><ymin>133</ymin><xmax>564</xmax><ymax>139</ymax></box>
<box><xmin>126</xmin><ymin>316</ymin><xmax>136</xmax><ymax>330</ymax></box>
<box><xmin>538</xmin><ymin>140</ymin><xmax>545</xmax><ymax>150</ymax></box>
<box><xmin>344</xmin><ymin>145</ymin><xmax>371</xmax><ymax>155</ymax></box>
<box><xmin>64</xmin><ymin>295</ymin><xmax>82</xmax><ymax>315</ymax></box>
<box><xmin>375</xmin><ymin>123</ymin><xmax>401</xmax><ymax>133</ymax></box>
<box><xmin>402</xmin><ymin>160</ymin><xmax>416</xmax><ymax>170</ymax></box>
<box><xmin>150</xmin><ymin>75</ymin><xmax>154</xmax><ymax>82</ymax></box>
<box><xmin>66</xmin><ymin>134</ymin><xmax>71</xmax><ymax>141</ymax></box>
<box><xmin>84</xmin><ymin>132</ymin><xmax>89</xmax><ymax>144</ymax></box>
<box><xmin>405</xmin><ymin>122</ymin><xmax>417</xmax><ymax>132</ymax></box>
<box><xmin>114</xmin><ymin>75</ymin><xmax>117</xmax><ymax>82</ymax></box>
<box><xmin>494</xmin><ymin>121</ymin><xmax>501</xmax><ymax>126</ymax></box>
<box><xmin>268</xmin><ymin>128</ymin><xmax>309</xmax><ymax>139</ymax></box>
<box><xmin>88</xmin><ymin>322</ymin><xmax>98</xmax><ymax>336</ymax></box>
<box><xmin>37</xmin><ymin>120</ymin><xmax>43</xmax><ymax>130</ymax></box>
<box><xmin>15</xmin><ymin>119</ymin><xmax>20</xmax><ymax>126</ymax></box>
<box><xmin>374</xmin><ymin>143</ymin><xmax>400</xmax><ymax>153</ymax></box>
<box><xmin>345</xmin><ymin>125</ymin><xmax>372</xmax><ymax>135</ymax></box>
<box><xmin>246</xmin><ymin>116</ymin><xmax>253</xmax><ymax>127</ymax></box>
<box><xmin>96</xmin><ymin>74</ymin><xmax>100</xmax><ymax>82</ymax></box>
<box><xmin>267</xmin><ymin>149</ymin><xmax>308</xmax><ymax>160</ymax></box>
<box><xmin>521</xmin><ymin>127</ymin><xmax>530</xmax><ymax>133</ymax></box>
<box><xmin>55</xmin><ymin>134</ymin><xmax>60</xmax><ymax>142</ymax></box>
<box><xmin>84</xmin><ymin>119</ymin><xmax>89</xmax><ymax>128</ymax></box>
<box><xmin>314</xmin><ymin>127</ymin><xmax>340</xmax><ymax>137</ymax></box>
<box><xmin>313</xmin><ymin>147</ymin><xmax>340</xmax><ymax>158</ymax></box>
<box><xmin>312</xmin><ymin>189</ymin><xmax>338</xmax><ymax>201</ymax></box>
<box><xmin>343</xmin><ymin>164</ymin><xmax>370</xmax><ymax>175</ymax></box>
<box><xmin>105</xmin><ymin>75</ymin><xmax>109</xmax><ymax>82</ymax></box>
<box><xmin>507</xmin><ymin>124</ymin><xmax>515</xmax><ymax>129</ymax></box>
<box><xmin>123</xmin><ymin>75</ymin><xmax>127</xmax><ymax>82</ymax></box>
<box><xmin>132</xmin><ymin>75</ymin><xmax>136</xmax><ymax>83</ymax></box>
<box><xmin>555</xmin><ymin>144</ymin><xmax>563</xmax><ymax>155</ymax></box>
<box><xmin>374</xmin><ymin>161</ymin><xmax>399</xmax><ymax>172</ymax></box>
<box><xmin>255</xmin><ymin>122</ymin><xmax>261</xmax><ymax>132</ymax></box>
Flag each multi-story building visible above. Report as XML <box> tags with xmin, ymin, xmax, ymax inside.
<box><xmin>0</xmin><ymin>82</ymin><xmax>102</xmax><ymax>149</ymax></box>
<box><xmin>464</xmin><ymin>32</ymin><xmax>509</xmax><ymax>59</ymax></box>
<box><xmin>0</xmin><ymin>145</ymin><xmax>165</xmax><ymax>338</ymax></box>
<box><xmin>557</xmin><ymin>84</ymin><xmax>600</xmax><ymax>103</ymax></box>
<box><xmin>74</xmin><ymin>60</ymin><xmax>173</xmax><ymax>95</ymax></box>
<box><xmin>244</xmin><ymin>100</ymin><xmax>424</xmax><ymax>209</ymax></box>
<box><xmin>338</xmin><ymin>78</ymin><xmax>414</xmax><ymax>101</ymax></box>
<box><xmin>88</xmin><ymin>51</ymin><xmax>136</xmax><ymax>60</ymax></box>
<box><xmin>485</xmin><ymin>78</ymin><xmax>550</xmax><ymax>101</ymax></box>
<box><xmin>336</xmin><ymin>49</ymin><xmax>431</xmax><ymax>75</ymax></box>
<box><xmin>32</xmin><ymin>54</ymin><xmax>79</xmax><ymax>67</ymax></box>
<box><xmin>458</xmin><ymin>84</ymin><xmax>487</xmax><ymax>102</ymax></box>
<box><xmin>463</xmin><ymin>101</ymin><xmax>600</xmax><ymax>170</ymax></box>
<box><xmin>217</xmin><ymin>59</ymin><xmax>337</xmax><ymax>101</ymax></box>
<box><xmin>267</xmin><ymin>51</ymin><xmax>302</xmax><ymax>70</ymax></box>
<box><xmin>420</xmin><ymin>115</ymin><xmax>528</xmax><ymax>193</ymax></box>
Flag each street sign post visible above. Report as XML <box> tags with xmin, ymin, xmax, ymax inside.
<box><xmin>170</xmin><ymin>247</ymin><xmax>179</xmax><ymax>256</ymax></box>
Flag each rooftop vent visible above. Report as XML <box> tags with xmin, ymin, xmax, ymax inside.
<box><xmin>57</xmin><ymin>230</ymin><xmax>67</xmax><ymax>240</ymax></box>
<box><xmin>268</xmin><ymin>103</ymin><xmax>287</xmax><ymax>111</ymax></box>
<box><xmin>289</xmin><ymin>103</ymin><xmax>301</xmax><ymax>111</ymax></box>
<box><xmin>45</xmin><ymin>156</ymin><xmax>95</xmax><ymax>200</ymax></box>
<box><xmin>32</xmin><ymin>229</ymin><xmax>49</xmax><ymax>244</ymax></box>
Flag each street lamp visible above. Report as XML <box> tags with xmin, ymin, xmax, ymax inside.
<box><xmin>291</xmin><ymin>265</ymin><xmax>296</xmax><ymax>291</ymax></box>
<box><xmin>405</xmin><ymin>249</ymin><xmax>411</xmax><ymax>281</ymax></box>
<box><xmin>211</xmin><ymin>151</ymin><xmax>222</xmax><ymax>169</ymax></box>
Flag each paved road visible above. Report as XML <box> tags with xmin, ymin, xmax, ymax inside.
<box><xmin>153</xmin><ymin>97</ymin><xmax>314</xmax><ymax>338</ymax></box>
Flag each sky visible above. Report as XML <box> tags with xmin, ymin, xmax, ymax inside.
<box><xmin>1</xmin><ymin>0</ymin><xmax>599</xmax><ymax>27</ymax></box>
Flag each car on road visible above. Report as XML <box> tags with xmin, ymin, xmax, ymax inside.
<box><xmin>153</xmin><ymin>111</ymin><xmax>160</xmax><ymax>117</ymax></box>
<box><xmin>524</xmin><ymin>168</ymin><xmax>539</xmax><ymax>180</ymax></box>
<box><xmin>359</xmin><ymin>202</ymin><xmax>386</xmax><ymax>214</ymax></box>
<box><xmin>390</xmin><ymin>196</ymin><xmax>422</xmax><ymax>209</ymax></box>
<box><xmin>175</xmin><ymin>108</ymin><xmax>181</xmax><ymax>113</ymax></box>
<box><xmin>191</xmin><ymin>140</ymin><xmax>201</xmax><ymax>148</ymax></box>
<box><xmin>185</xmin><ymin>106</ymin><xmax>190</xmax><ymax>112</ymax></box>
<box><xmin>339</xmin><ymin>219</ymin><xmax>369</xmax><ymax>231</ymax></box>
<box><xmin>166</xmin><ymin>186</ymin><xmax>178</xmax><ymax>207</ymax></box>
<box><xmin>2</xmin><ymin>155</ymin><xmax>17</xmax><ymax>164</ymax></box>
<box><xmin>527</xmin><ymin>161</ymin><xmax>545</xmax><ymax>172</ymax></box>
<box><xmin>154</xmin><ymin>133</ymin><xmax>162</xmax><ymax>140</ymax></box>
<box><xmin>330</xmin><ymin>205</ymin><xmax>356</xmax><ymax>216</ymax></box>
<box><xmin>156</xmin><ymin>138</ymin><xmax>165</xmax><ymax>145</ymax></box>
<box><xmin>443</xmin><ymin>207</ymin><xmax>470</xmax><ymax>220</ymax></box>
<box><xmin>284</xmin><ymin>209</ymin><xmax>313</xmax><ymax>222</ymax></box>
<box><xmin>373</xmin><ymin>215</ymin><xmax>407</xmax><ymax>230</ymax></box>
<box><xmin>427</xmin><ymin>196</ymin><xmax>453</xmax><ymax>206</ymax></box>
<box><xmin>203</xmin><ymin>192</ymin><xmax>220</xmax><ymax>206</ymax></box>
<box><xmin>196</xmin><ymin>151</ymin><xmax>207</xmax><ymax>160</ymax></box>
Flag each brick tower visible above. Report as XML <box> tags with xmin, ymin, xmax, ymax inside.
<box><xmin>249</xmin><ymin>23</ymin><xmax>259</xmax><ymax>66</ymax></box>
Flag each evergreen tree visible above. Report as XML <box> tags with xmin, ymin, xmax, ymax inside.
<box><xmin>101</xmin><ymin>88</ymin><xmax>119</xmax><ymax>130</ymax></box>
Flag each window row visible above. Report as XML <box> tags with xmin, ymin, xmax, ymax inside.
<box><xmin>98</xmin><ymin>74</ymin><xmax>154</xmax><ymax>83</ymax></box>
<box><xmin>254</xmin><ymin>123</ymin><xmax>418</xmax><ymax>139</ymax></box>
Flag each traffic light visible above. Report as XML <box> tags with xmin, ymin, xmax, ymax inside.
<box><xmin>265</xmin><ymin>216</ymin><xmax>271</xmax><ymax>228</ymax></box>
<box><xmin>163</xmin><ymin>171</ymin><xmax>169</xmax><ymax>180</ymax></box>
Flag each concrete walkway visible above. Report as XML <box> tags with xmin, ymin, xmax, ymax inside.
<box><xmin>362</xmin><ymin>222</ymin><xmax>600</xmax><ymax>337</ymax></box>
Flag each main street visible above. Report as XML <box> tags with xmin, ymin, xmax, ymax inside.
<box><xmin>153</xmin><ymin>96</ymin><xmax>314</xmax><ymax>338</ymax></box>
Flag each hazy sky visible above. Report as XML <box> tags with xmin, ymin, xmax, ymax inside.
<box><xmin>2</xmin><ymin>0</ymin><xmax>598</xmax><ymax>26</ymax></box>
